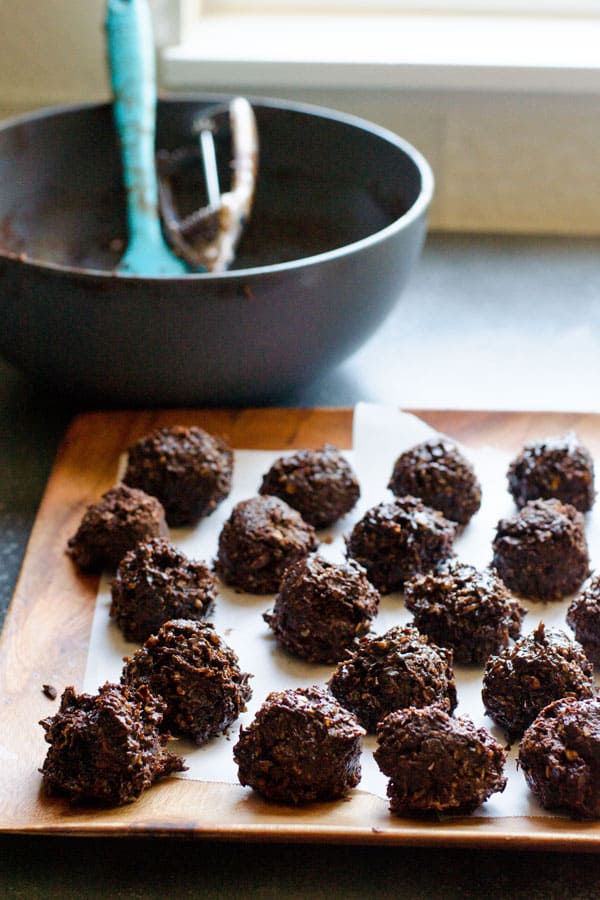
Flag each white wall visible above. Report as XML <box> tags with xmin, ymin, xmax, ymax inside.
<box><xmin>0</xmin><ymin>0</ymin><xmax>108</xmax><ymax>118</ymax></box>
<box><xmin>228</xmin><ymin>85</ymin><xmax>600</xmax><ymax>238</ymax></box>
<box><xmin>1</xmin><ymin>3</ymin><xmax>600</xmax><ymax>236</ymax></box>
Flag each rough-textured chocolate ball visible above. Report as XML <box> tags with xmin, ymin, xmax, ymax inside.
<box><xmin>263</xmin><ymin>554</ymin><xmax>380</xmax><ymax>663</ymax></box>
<box><xmin>404</xmin><ymin>560</ymin><xmax>526</xmax><ymax>665</ymax></box>
<box><xmin>215</xmin><ymin>495</ymin><xmax>318</xmax><ymax>594</ymax></box>
<box><xmin>567</xmin><ymin>575</ymin><xmax>600</xmax><ymax>665</ymax></box>
<box><xmin>110</xmin><ymin>538</ymin><xmax>217</xmax><ymax>643</ymax></box>
<box><xmin>388</xmin><ymin>438</ymin><xmax>481</xmax><ymax>526</ymax></box>
<box><xmin>374</xmin><ymin>704</ymin><xmax>507</xmax><ymax>816</ymax></box>
<box><xmin>123</xmin><ymin>425</ymin><xmax>233</xmax><ymax>526</ymax></box>
<box><xmin>233</xmin><ymin>685</ymin><xmax>364</xmax><ymax>804</ymax></box>
<box><xmin>258</xmin><ymin>444</ymin><xmax>360</xmax><ymax>529</ymax></box>
<box><xmin>492</xmin><ymin>498</ymin><xmax>590</xmax><ymax>601</ymax></box>
<box><xmin>519</xmin><ymin>697</ymin><xmax>600</xmax><ymax>819</ymax></box>
<box><xmin>122</xmin><ymin>619</ymin><xmax>252</xmax><ymax>746</ymax></box>
<box><xmin>328</xmin><ymin>625</ymin><xmax>457</xmax><ymax>732</ymax></box>
<box><xmin>507</xmin><ymin>433</ymin><xmax>595</xmax><ymax>512</ymax></box>
<box><xmin>39</xmin><ymin>682</ymin><xmax>184</xmax><ymax>806</ymax></box>
<box><xmin>67</xmin><ymin>484</ymin><xmax>168</xmax><ymax>573</ymax></box>
<box><xmin>345</xmin><ymin>496</ymin><xmax>456</xmax><ymax>594</ymax></box>
<box><xmin>482</xmin><ymin>622</ymin><xmax>595</xmax><ymax>738</ymax></box>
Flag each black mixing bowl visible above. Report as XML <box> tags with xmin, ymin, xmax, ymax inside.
<box><xmin>0</xmin><ymin>96</ymin><xmax>433</xmax><ymax>405</ymax></box>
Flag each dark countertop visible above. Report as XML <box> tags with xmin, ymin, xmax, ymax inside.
<box><xmin>2</xmin><ymin>232</ymin><xmax>600</xmax><ymax>897</ymax></box>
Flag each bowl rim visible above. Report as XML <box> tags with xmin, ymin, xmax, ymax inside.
<box><xmin>0</xmin><ymin>93</ymin><xmax>434</xmax><ymax>281</ymax></box>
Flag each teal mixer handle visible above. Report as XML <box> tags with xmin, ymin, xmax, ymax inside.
<box><xmin>106</xmin><ymin>0</ymin><xmax>190</xmax><ymax>275</ymax></box>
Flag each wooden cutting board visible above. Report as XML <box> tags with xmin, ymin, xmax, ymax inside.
<box><xmin>2</xmin><ymin>407</ymin><xmax>600</xmax><ymax>849</ymax></box>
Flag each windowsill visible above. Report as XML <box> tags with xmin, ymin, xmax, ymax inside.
<box><xmin>161</xmin><ymin>13</ymin><xmax>600</xmax><ymax>93</ymax></box>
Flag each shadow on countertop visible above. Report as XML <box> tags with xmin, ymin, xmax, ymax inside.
<box><xmin>0</xmin><ymin>833</ymin><xmax>594</xmax><ymax>899</ymax></box>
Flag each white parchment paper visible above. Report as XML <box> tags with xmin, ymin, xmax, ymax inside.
<box><xmin>83</xmin><ymin>403</ymin><xmax>600</xmax><ymax>818</ymax></box>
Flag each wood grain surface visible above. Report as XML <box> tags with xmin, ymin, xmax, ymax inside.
<box><xmin>2</xmin><ymin>407</ymin><xmax>600</xmax><ymax>848</ymax></box>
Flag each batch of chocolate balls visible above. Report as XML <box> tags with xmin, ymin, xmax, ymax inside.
<box><xmin>39</xmin><ymin>424</ymin><xmax>600</xmax><ymax>820</ymax></box>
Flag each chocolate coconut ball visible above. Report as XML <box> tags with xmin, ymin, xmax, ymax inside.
<box><xmin>481</xmin><ymin>623</ymin><xmax>595</xmax><ymax>738</ymax></box>
<box><xmin>258</xmin><ymin>444</ymin><xmax>360</xmax><ymax>529</ymax></box>
<box><xmin>67</xmin><ymin>484</ymin><xmax>168</xmax><ymax>573</ymax></box>
<box><xmin>374</xmin><ymin>704</ymin><xmax>507</xmax><ymax>816</ymax></box>
<box><xmin>39</xmin><ymin>682</ymin><xmax>184</xmax><ymax>806</ymax></box>
<box><xmin>388</xmin><ymin>438</ymin><xmax>481</xmax><ymax>526</ymax></box>
<box><xmin>110</xmin><ymin>537</ymin><xmax>217</xmax><ymax>643</ymax></box>
<box><xmin>263</xmin><ymin>554</ymin><xmax>380</xmax><ymax>664</ymax></box>
<box><xmin>507</xmin><ymin>433</ymin><xmax>595</xmax><ymax>512</ymax></box>
<box><xmin>215</xmin><ymin>495</ymin><xmax>318</xmax><ymax>594</ymax></box>
<box><xmin>123</xmin><ymin>425</ymin><xmax>233</xmax><ymax>527</ymax></box>
<box><xmin>404</xmin><ymin>561</ymin><xmax>526</xmax><ymax>665</ymax></box>
<box><xmin>519</xmin><ymin>696</ymin><xmax>600</xmax><ymax>819</ymax></box>
<box><xmin>492</xmin><ymin>498</ymin><xmax>590</xmax><ymax>601</ymax></box>
<box><xmin>233</xmin><ymin>685</ymin><xmax>364</xmax><ymax>805</ymax></box>
<box><xmin>345</xmin><ymin>496</ymin><xmax>456</xmax><ymax>594</ymax></box>
<box><xmin>328</xmin><ymin>625</ymin><xmax>457</xmax><ymax>732</ymax></box>
<box><xmin>122</xmin><ymin>619</ymin><xmax>252</xmax><ymax>746</ymax></box>
<box><xmin>567</xmin><ymin>575</ymin><xmax>600</xmax><ymax>666</ymax></box>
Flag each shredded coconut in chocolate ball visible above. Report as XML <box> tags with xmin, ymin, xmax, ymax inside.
<box><xmin>258</xmin><ymin>444</ymin><xmax>360</xmax><ymax>529</ymax></box>
<box><xmin>388</xmin><ymin>437</ymin><xmax>481</xmax><ymax>526</ymax></box>
<box><xmin>263</xmin><ymin>553</ymin><xmax>380</xmax><ymax>663</ymax></box>
<box><xmin>328</xmin><ymin>625</ymin><xmax>457</xmax><ymax>732</ymax></box>
<box><xmin>492</xmin><ymin>498</ymin><xmax>590</xmax><ymax>601</ymax></box>
<box><xmin>122</xmin><ymin>619</ymin><xmax>252</xmax><ymax>746</ymax></box>
<box><xmin>345</xmin><ymin>496</ymin><xmax>456</xmax><ymax>594</ymax></box>
<box><xmin>482</xmin><ymin>622</ymin><xmax>595</xmax><ymax>738</ymax></box>
<box><xmin>567</xmin><ymin>575</ymin><xmax>600</xmax><ymax>666</ymax></box>
<box><xmin>110</xmin><ymin>537</ymin><xmax>217</xmax><ymax>643</ymax></box>
<box><xmin>39</xmin><ymin>682</ymin><xmax>185</xmax><ymax>806</ymax></box>
<box><xmin>123</xmin><ymin>425</ymin><xmax>233</xmax><ymax>527</ymax></box>
<box><xmin>519</xmin><ymin>696</ymin><xmax>600</xmax><ymax>819</ymax></box>
<box><xmin>215</xmin><ymin>495</ymin><xmax>318</xmax><ymax>594</ymax></box>
<box><xmin>67</xmin><ymin>484</ymin><xmax>168</xmax><ymax>573</ymax></box>
<box><xmin>374</xmin><ymin>704</ymin><xmax>507</xmax><ymax>816</ymax></box>
<box><xmin>233</xmin><ymin>685</ymin><xmax>364</xmax><ymax>805</ymax></box>
<box><xmin>404</xmin><ymin>560</ymin><xmax>526</xmax><ymax>665</ymax></box>
<box><xmin>507</xmin><ymin>433</ymin><xmax>595</xmax><ymax>512</ymax></box>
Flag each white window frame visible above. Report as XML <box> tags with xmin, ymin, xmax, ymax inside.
<box><xmin>153</xmin><ymin>1</ymin><xmax>600</xmax><ymax>238</ymax></box>
<box><xmin>200</xmin><ymin>0</ymin><xmax>600</xmax><ymax>13</ymax></box>
<box><xmin>153</xmin><ymin>1</ymin><xmax>600</xmax><ymax>49</ymax></box>
<box><xmin>159</xmin><ymin>12</ymin><xmax>600</xmax><ymax>94</ymax></box>
<box><xmin>158</xmin><ymin>0</ymin><xmax>600</xmax><ymax>30</ymax></box>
